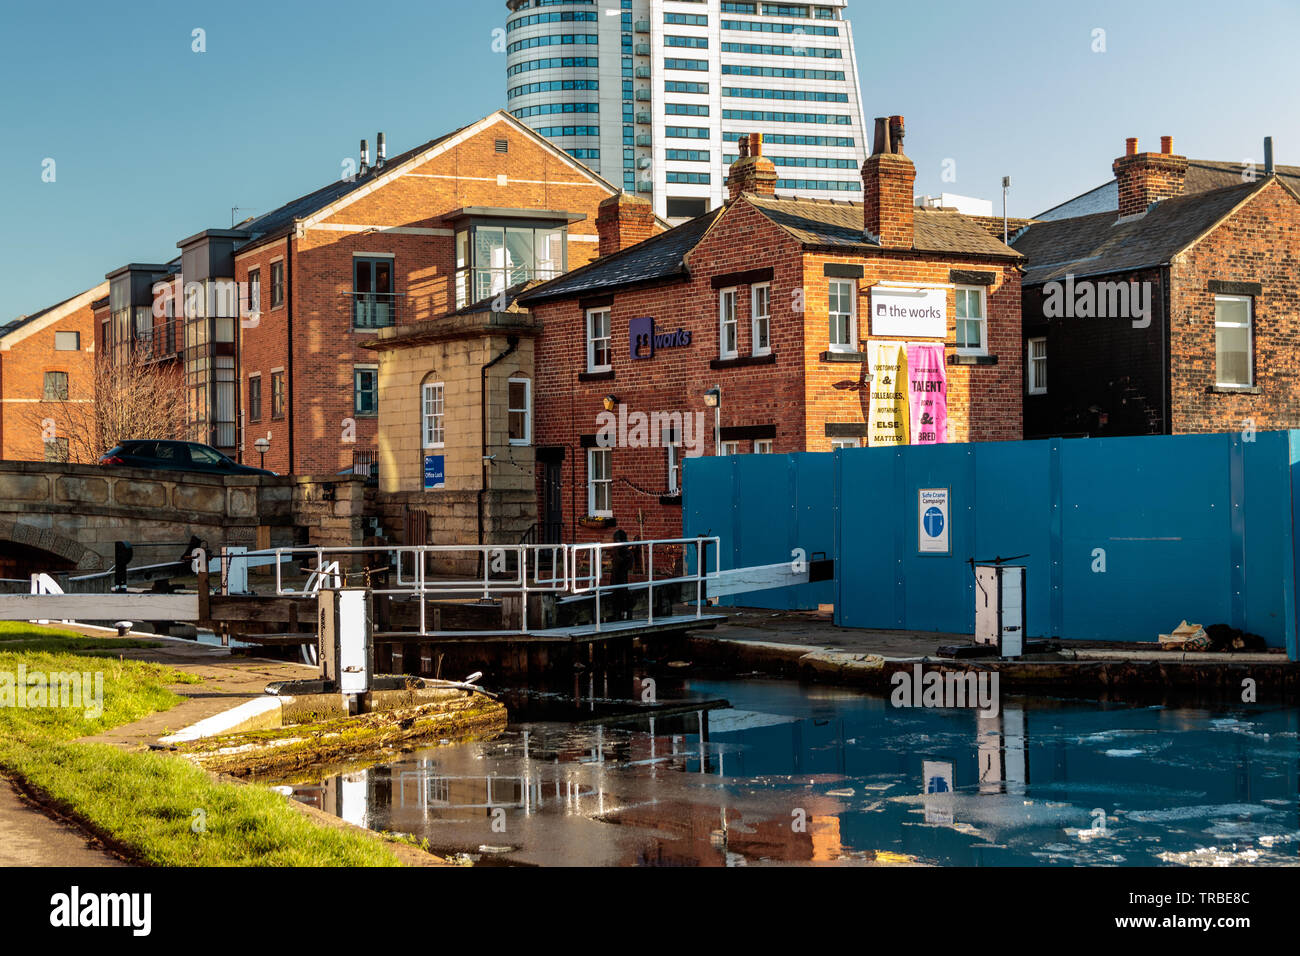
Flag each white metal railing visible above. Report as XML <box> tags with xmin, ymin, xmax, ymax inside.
<box><xmin>224</xmin><ymin>537</ymin><xmax>721</xmax><ymax>638</ymax></box>
<box><xmin>569</xmin><ymin>537</ymin><xmax>720</xmax><ymax>633</ymax></box>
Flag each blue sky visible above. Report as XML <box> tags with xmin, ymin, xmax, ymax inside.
<box><xmin>2</xmin><ymin>0</ymin><xmax>1297</xmax><ymax>319</ymax></box>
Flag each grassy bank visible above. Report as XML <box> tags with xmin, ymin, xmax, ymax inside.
<box><xmin>0</xmin><ymin>623</ymin><xmax>403</xmax><ymax>866</ymax></box>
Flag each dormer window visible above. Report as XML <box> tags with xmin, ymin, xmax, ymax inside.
<box><xmin>453</xmin><ymin>219</ymin><xmax>569</xmax><ymax>309</ymax></box>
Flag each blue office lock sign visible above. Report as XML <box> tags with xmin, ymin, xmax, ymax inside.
<box><xmin>424</xmin><ymin>455</ymin><xmax>445</xmax><ymax>490</ymax></box>
<box><xmin>917</xmin><ymin>487</ymin><xmax>950</xmax><ymax>555</ymax></box>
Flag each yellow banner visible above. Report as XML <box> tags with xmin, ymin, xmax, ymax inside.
<box><xmin>869</xmin><ymin>342</ymin><xmax>910</xmax><ymax>447</ymax></box>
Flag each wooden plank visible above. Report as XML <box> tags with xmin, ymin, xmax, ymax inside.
<box><xmin>0</xmin><ymin>593</ymin><xmax>200</xmax><ymax>622</ymax></box>
<box><xmin>232</xmin><ymin>632</ymin><xmax>316</xmax><ymax>646</ymax></box>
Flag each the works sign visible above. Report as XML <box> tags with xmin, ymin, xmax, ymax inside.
<box><xmin>630</xmin><ymin>316</ymin><xmax>692</xmax><ymax>360</ymax></box>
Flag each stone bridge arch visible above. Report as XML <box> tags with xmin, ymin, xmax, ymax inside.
<box><xmin>0</xmin><ymin>518</ymin><xmax>99</xmax><ymax>576</ymax></box>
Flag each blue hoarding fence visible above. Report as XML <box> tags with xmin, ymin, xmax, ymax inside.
<box><xmin>682</xmin><ymin>432</ymin><xmax>1300</xmax><ymax>660</ymax></box>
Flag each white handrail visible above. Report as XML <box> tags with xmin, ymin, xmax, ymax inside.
<box><xmin>232</xmin><ymin>537</ymin><xmax>720</xmax><ymax>638</ymax></box>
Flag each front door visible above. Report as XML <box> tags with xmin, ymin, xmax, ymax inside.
<box><xmin>543</xmin><ymin>460</ymin><xmax>563</xmax><ymax>544</ymax></box>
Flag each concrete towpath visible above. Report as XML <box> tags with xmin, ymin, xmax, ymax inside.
<box><xmin>0</xmin><ymin>776</ymin><xmax>127</xmax><ymax>867</ymax></box>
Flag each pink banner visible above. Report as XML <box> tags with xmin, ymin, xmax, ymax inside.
<box><xmin>907</xmin><ymin>343</ymin><xmax>947</xmax><ymax>445</ymax></box>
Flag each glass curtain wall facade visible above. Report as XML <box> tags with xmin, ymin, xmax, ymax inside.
<box><xmin>505</xmin><ymin>0</ymin><xmax>868</xmax><ymax>221</ymax></box>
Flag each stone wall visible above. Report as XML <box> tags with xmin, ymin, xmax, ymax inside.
<box><xmin>0</xmin><ymin>462</ymin><xmax>371</xmax><ymax>573</ymax></box>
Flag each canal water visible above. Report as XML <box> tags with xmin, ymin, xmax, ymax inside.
<box><xmin>269</xmin><ymin>678</ymin><xmax>1300</xmax><ymax>866</ymax></box>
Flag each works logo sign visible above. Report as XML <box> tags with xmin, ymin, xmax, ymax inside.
<box><xmin>629</xmin><ymin>316</ymin><xmax>692</xmax><ymax>360</ymax></box>
<box><xmin>50</xmin><ymin>887</ymin><xmax>151</xmax><ymax>937</ymax></box>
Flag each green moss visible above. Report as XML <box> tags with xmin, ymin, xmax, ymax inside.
<box><xmin>183</xmin><ymin>697</ymin><xmax>509</xmax><ymax>777</ymax></box>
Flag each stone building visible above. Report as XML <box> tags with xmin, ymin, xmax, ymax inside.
<box><xmin>362</xmin><ymin>288</ymin><xmax>541</xmax><ymax>549</ymax></box>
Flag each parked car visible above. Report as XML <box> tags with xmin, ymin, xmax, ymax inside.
<box><xmin>99</xmin><ymin>440</ymin><xmax>276</xmax><ymax>476</ymax></box>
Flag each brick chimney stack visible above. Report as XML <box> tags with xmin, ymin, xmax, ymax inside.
<box><xmin>726</xmin><ymin>133</ymin><xmax>778</xmax><ymax>201</ymax></box>
<box><xmin>862</xmin><ymin>115</ymin><xmax>915</xmax><ymax>249</ymax></box>
<box><xmin>1113</xmin><ymin>135</ymin><xmax>1188</xmax><ymax>217</ymax></box>
<box><xmin>595</xmin><ymin>191</ymin><xmax>658</xmax><ymax>257</ymax></box>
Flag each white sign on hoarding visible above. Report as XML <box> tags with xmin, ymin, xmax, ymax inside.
<box><xmin>918</xmin><ymin>487</ymin><xmax>950</xmax><ymax>555</ymax></box>
<box><xmin>870</xmin><ymin>285</ymin><xmax>947</xmax><ymax>338</ymax></box>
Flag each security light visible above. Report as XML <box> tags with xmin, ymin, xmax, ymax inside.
<box><xmin>603</xmin><ymin>394</ymin><xmax>618</xmax><ymax>412</ymax></box>
<box><xmin>703</xmin><ymin>386</ymin><xmax>721</xmax><ymax>408</ymax></box>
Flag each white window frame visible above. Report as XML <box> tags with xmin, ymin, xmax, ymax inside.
<box><xmin>751</xmin><ymin>283</ymin><xmax>771</xmax><ymax>356</ymax></box>
<box><xmin>1214</xmin><ymin>294</ymin><xmax>1254</xmax><ymax>388</ymax></box>
<box><xmin>828</xmin><ymin>279</ymin><xmax>856</xmax><ymax>352</ymax></box>
<box><xmin>587</xmin><ymin>308</ymin><xmax>611</xmax><ymax>373</ymax></box>
<box><xmin>587</xmin><ymin>447</ymin><xmax>613</xmax><ymax>517</ymax></box>
<box><xmin>663</xmin><ymin>423</ymin><xmax>682</xmax><ymax>495</ymax></box>
<box><xmin>507</xmin><ymin>376</ymin><xmax>531</xmax><ymax>446</ymax></box>
<box><xmin>954</xmin><ymin>286</ymin><xmax>988</xmax><ymax>355</ymax></box>
<box><xmin>1027</xmin><ymin>337</ymin><xmax>1047</xmax><ymax>395</ymax></box>
<box><xmin>754</xmin><ymin>439</ymin><xmax>774</xmax><ymax>454</ymax></box>
<box><xmin>719</xmin><ymin>440</ymin><xmax>743</xmax><ymax>456</ymax></box>
<box><xmin>422</xmin><ymin>381</ymin><xmax>445</xmax><ymax>449</ymax></box>
<box><xmin>666</xmin><ymin>444</ymin><xmax>681</xmax><ymax>495</ymax></box>
<box><xmin>830</xmin><ymin>437</ymin><xmax>860</xmax><ymax>450</ymax></box>
<box><xmin>719</xmin><ymin>287</ymin><xmax>739</xmax><ymax>360</ymax></box>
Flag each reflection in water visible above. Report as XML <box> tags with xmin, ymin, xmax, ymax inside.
<box><xmin>273</xmin><ymin>679</ymin><xmax>1300</xmax><ymax>866</ymax></box>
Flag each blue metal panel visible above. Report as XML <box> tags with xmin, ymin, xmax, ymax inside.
<box><xmin>835</xmin><ymin>446</ymin><xmax>902</xmax><ymax>627</ymax></box>
<box><xmin>1059</xmin><ymin>434</ymin><xmax>1233</xmax><ymax>641</ymax></box>
<box><xmin>971</xmin><ymin>440</ymin><xmax>1054</xmax><ymax>638</ymax></box>
<box><xmin>898</xmin><ymin>444</ymin><xmax>975</xmax><ymax>633</ymax></box>
<box><xmin>688</xmin><ymin>432</ymin><xmax>1299</xmax><ymax>655</ymax></box>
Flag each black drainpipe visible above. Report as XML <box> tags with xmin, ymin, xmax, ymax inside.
<box><xmin>285</xmin><ymin>232</ymin><xmax>296</xmax><ymax>471</ymax></box>
<box><xmin>480</xmin><ymin>334</ymin><xmax>520</xmax><ymax>548</ymax></box>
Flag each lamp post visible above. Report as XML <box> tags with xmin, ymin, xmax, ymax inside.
<box><xmin>254</xmin><ymin>436</ymin><xmax>270</xmax><ymax>470</ymax></box>
<box><xmin>703</xmin><ymin>386</ymin><xmax>721</xmax><ymax>455</ymax></box>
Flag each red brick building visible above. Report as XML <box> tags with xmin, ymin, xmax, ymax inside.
<box><xmin>231</xmin><ymin>110</ymin><xmax>622</xmax><ymax>476</ymax></box>
<box><xmin>1015</xmin><ymin>136</ymin><xmax>1300</xmax><ymax>438</ymax></box>
<box><xmin>520</xmin><ymin>116</ymin><xmax>1024</xmax><ymax>544</ymax></box>
<box><xmin>0</xmin><ymin>282</ymin><xmax>106</xmax><ymax>462</ymax></box>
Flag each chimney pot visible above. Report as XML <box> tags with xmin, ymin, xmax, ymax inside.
<box><xmin>1114</xmin><ymin>135</ymin><xmax>1187</xmax><ymax>216</ymax></box>
<box><xmin>726</xmin><ymin>133</ymin><xmax>778</xmax><ymax>201</ymax></box>
<box><xmin>863</xmin><ymin>115</ymin><xmax>916</xmax><ymax>247</ymax></box>
<box><xmin>360</xmin><ymin>138</ymin><xmax>370</xmax><ymax>175</ymax></box>
<box><xmin>1125</xmin><ymin>137</ymin><xmax>1138</xmax><ymax>156</ymax></box>
<box><xmin>889</xmin><ymin>115</ymin><xmax>905</xmax><ymax>152</ymax></box>
<box><xmin>377</xmin><ymin>132</ymin><xmax>386</xmax><ymax>168</ymax></box>
<box><xmin>1265</xmin><ymin>136</ymin><xmax>1275</xmax><ymax>176</ymax></box>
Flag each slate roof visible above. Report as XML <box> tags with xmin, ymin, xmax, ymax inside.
<box><xmin>1034</xmin><ymin>159</ymin><xmax>1300</xmax><ymax>221</ymax></box>
<box><xmin>1012</xmin><ymin>178</ymin><xmax>1267</xmax><ymax>286</ymax></box>
<box><xmin>746</xmin><ymin>194</ymin><xmax>1021</xmax><ymax>259</ymax></box>
<box><xmin>518</xmin><ymin>208</ymin><xmax>724</xmax><ymax>303</ymax></box>
<box><xmin>519</xmin><ymin>193</ymin><xmax>1019</xmax><ymax>305</ymax></box>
